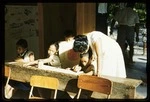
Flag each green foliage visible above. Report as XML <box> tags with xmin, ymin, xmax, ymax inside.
<box><xmin>108</xmin><ymin>3</ymin><xmax>146</xmax><ymax>24</ymax></box>
<box><xmin>134</xmin><ymin>3</ymin><xmax>146</xmax><ymax>23</ymax></box>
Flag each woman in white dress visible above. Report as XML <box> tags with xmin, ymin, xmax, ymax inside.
<box><xmin>73</xmin><ymin>31</ymin><xmax>126</xmax><ymax>78</ymax></box>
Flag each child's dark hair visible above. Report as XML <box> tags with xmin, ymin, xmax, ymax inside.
<box><xmin>53</xmin><ymin>42</ymin><xmax>59</xmax><ymax>51</ymax></box>
<box><xmin>16</xmin><ymin>39</ymin><xmax>28</xmax><ymax>48</ymax></box>
<box><xmin>64</xmin><ymin>30</ymin><xmax>74</xmax><ymax>38</ymax></box>
<box><xmin>50</xmin><ymin>41</ymin><xmax>59</xmax><ymax>56</ymax></box>
<box><xmin>80</xmin><ymin>47</ymin><xmax>92</xmax><ymax>59</ymax></box>
<box><xmin>79</xmin><ymin>47</ymin><xmax>93</xmax><ymax>68</ymax></box>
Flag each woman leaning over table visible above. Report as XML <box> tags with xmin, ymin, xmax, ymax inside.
<box><xmin>73</xmin><ymin>31</ymin><xmax>126</xmax><ymax>78</ymax></box>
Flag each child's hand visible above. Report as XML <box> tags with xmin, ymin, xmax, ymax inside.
<box><xmin>15</xmin><ymin>58</ymin><xmax>24</xmax><ymax>62</ymax></box>
<box><xmin>72</xmin><ymin>65</ymin><xmax>82</xmax><ymax>72</ymax></box>
<box><xmin>23</xmin><ymin>63</ymin><xmax>31</xmax><ymax>67</ymax></box>
<box><xmin>23</xmin><ymin>61</ymin><xmax>36</xmax><ymax>67</ymax></box>
<box><xmin>66</xmin><ymin>68</ymin><xmax>71</xmax><ymax>70</ymax></box>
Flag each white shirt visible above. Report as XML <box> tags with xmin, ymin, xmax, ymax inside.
<box><xmin>114</xmin><ymin>7</ymin><xmax>139</xmax><ymax>26</ymax></box>
<box><xmin>23</xmin><ymin>50</ymin><xmax>34</xmax><ymax>62</ymax></box>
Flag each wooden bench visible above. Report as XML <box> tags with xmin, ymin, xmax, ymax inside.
<box><xmin>5</xmin><ymin>62</ymin><xmax>142</xmax><ymax>99</ymax></box>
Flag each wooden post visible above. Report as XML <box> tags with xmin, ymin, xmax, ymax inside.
<box><xmin>37</xmin><ymin>3</ymin><xmax>44</xmax><ymax>58</ymax></box>
<box><xmin>76</xmin><ymin>3</ymin><xmax>96</xmax><ymax>35</ymax></box>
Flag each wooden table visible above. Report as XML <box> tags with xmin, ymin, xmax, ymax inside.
<box><xmin>4</xmin><ymin>62</ymin><xmax>142</xmax><ymax>99</ymax></box>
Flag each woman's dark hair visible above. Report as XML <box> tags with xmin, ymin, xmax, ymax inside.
<box><xmin>16</xmin><ymin>39</ymin><xmax>28</xmax><ymax>48</ymax></box>
<box><xmin>73</xmin><ymin>35</ymin><xmax>88</xmax><ymax>53</ymax></box>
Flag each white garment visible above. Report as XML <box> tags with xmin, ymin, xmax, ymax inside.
<box><xmin>48</xmin><ymin>55</ymin><xmax>61</xmax><ymax>68</ymax></box>
<box><xmin>59</xmin><ymin>40</ymin><xmax>80</xmax><ymax>68</ymax></box>
<box><xmin>5</xmin><ymin>84</ymin><xmax>14</xmax><ymax>99</ymax></box>
<box><xmin>87</xmin><ymin>31</ymin><xmax>126</xmax><ymax>78</ymax></box>
<box><xmin>114</xmin><ymin>7</ymin><xmax>139</xmax><ymax>26</ymax></box>
<box><xmin>23</xmin><ymin>50</ymin><xmax>34</xmax><ymax>62</ymax></box>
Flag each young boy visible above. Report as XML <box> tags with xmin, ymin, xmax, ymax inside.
<box><xmin>5</xmin><ymin>39</ymin><xmax>35</xmax><ymax>99</ymax></box>
<box><xmin>15</xmin><ymin>39</ymin><xmax>35</xmax><ymax>62</ymax></box>
<box><xmin>69</xmin><ymin>48</ymin><xmax>95</xmax><ymax>75</ymax></box>
<box><xmin>64</xmin><ymin>30</ymin><xmax>75</xmax><ymax>42</ymax></box>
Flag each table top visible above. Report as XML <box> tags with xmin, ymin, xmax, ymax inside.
<box><xmin>4</xmin><ymin>61</ymin><xmax>143</xmax><ymax>99</ymax></box>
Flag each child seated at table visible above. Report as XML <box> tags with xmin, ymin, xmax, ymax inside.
<box><xmin>24</xmin><ymin>41</ymin><xmax>61</xmax><ymax>68</ymax></box>
<box><xmin>67</xmin><ymin>48</ymin><xmax>95</xmax><ymax>75</ymax></box>
<box><xmin>15</xmin><ymin>39</ymin><xmax>35</xmax><ymax>62</ymax></box>
<box><xmin>5</xmin><ymin>39</ymin><xmax>35</xmax><ymax>99</ymax></box>
<box><xmin>64</xmin><ymin>30</ymin><xmax>75</xmax><ymax>42</ymax></box>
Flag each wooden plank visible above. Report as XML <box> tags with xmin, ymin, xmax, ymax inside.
<box><xmin>78</xmin><ymin>75</ymin><xmax>112</xmax><ymax>95</ymax></box>
<box><xmin>76</xmin><ymin>3</ymin><xmax>96</xmax><ymax>34</ymax></box>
